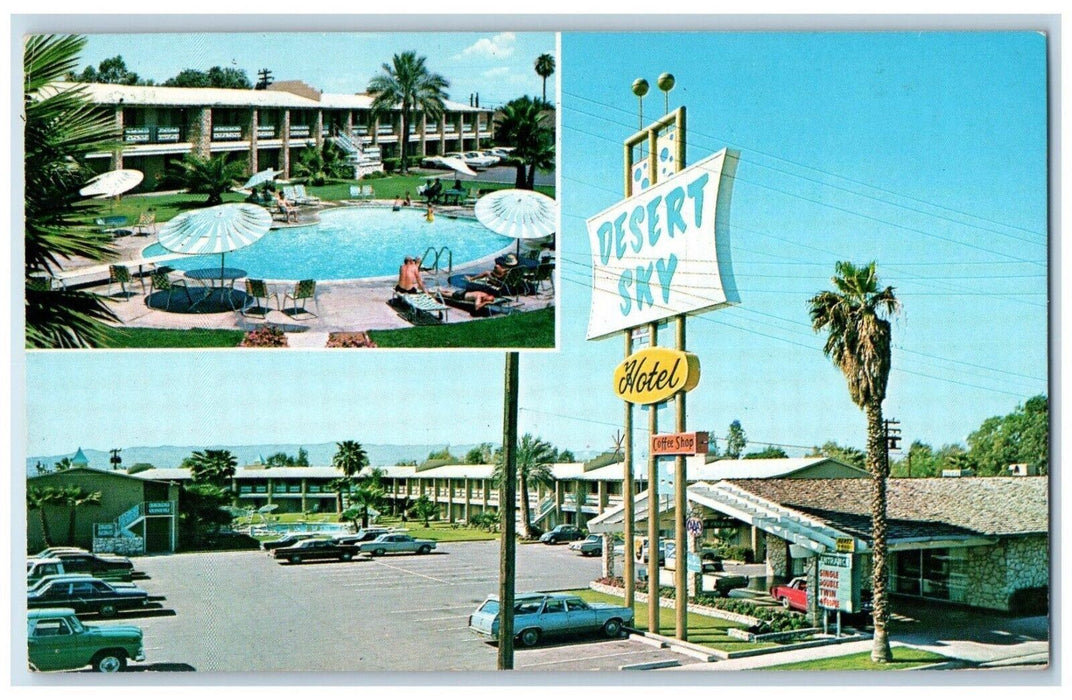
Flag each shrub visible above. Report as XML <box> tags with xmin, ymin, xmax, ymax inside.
<box><xmin>382</xmin><ymin>157</ymin><xmax>401</xmax><ymax>173</ymax></box>
<box><xmin>326</xmin><ymin>331</ymin><xmax>377</xmax><ymax>349</ymax></box>
<box><xmin>239</xmin><ymin>325</ymin><xmax>288</xmax><ymax>347</ymax></box>
<box><xmin>361</xmin><ymin>170</ymin><xmax>388</xmax><ymax>180</ymax></box>
<box><xmin>717</xmin><ymin>545</ymin><xmax>755</xmax><ymax>563</ymax></box>
<box><xmin>1008</xmin><ymin>586</ymin><xmax>1048</xmax><ymax>616</ymax></box>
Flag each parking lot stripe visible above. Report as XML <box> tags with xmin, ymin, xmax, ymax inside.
<box><xmin>516</xmin><ymin>648</ymin><xmax>658</xmax><ymax>669</ymax></box>
<box><xmin>412</xmin><ymin>615</ymin><xmax>466</xmax><ymax>622</ymax></box>
<box><xmin>389</xmin><ymin>603</ymin><xmax>477</xmax><ymax>613</ymax></box>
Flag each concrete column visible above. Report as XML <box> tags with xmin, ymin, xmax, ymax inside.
<box><xmin>371</xmin><ymin>115</ymin><xmax>379</xmax><ymax>146</ymax></box>
<box><xmin>112</xmin><ymin>106</ymin><xmax>124</xmax><ymax>169</ymax></box>
<box><xmin>438</xmin><ymin>113</ymin><xmax>447</xmax><ymax>156</ymax></box>
<box><xmin>315</xmin><ymin>109</ymin><xmax>324</xmax><ymax>148</ymax></box>
<box><xmin>456</xmin><ymin>114</ymin><xmax>464</xmax><ymax>150</ymax></box>
<box><xmin>281</xmin><ymin>110</ymin><xmax>291</xmax><ymax>177</ymax></box>
<box><xmin>751</xmin><ymin>525</ymin><xmax>761</xmax><ymax>563</ymax></box>
<box><xmin>602</xmin><ymin>533</ymin><xmax>613</xmax><ymax>578</ymax></box>
<box><xmin>574</xmin><ymin>481</ymin><xmax>585</xmax><ymax>528</ymax></box>
<box><xmin>267</xmin><ymin>478</ymin><xmax>274</xmax><ymax>507</ymax></box>
<box><xmin>482</xmin><ymin>478</ymin><xmax>489</xmax><ymax>510</ymax></box>
<box><xmin>419</xmin><ymin>113</ymin><xmax>427</xmax><ymax>156</ymax></box>
<box><xmin>807</xmin><ymin>555</ymin><xmax>821</xmax><ymax>627</ymax></box>
<box><xmin>300</xmin><ymin>477</ymin><xmax>307</xmax><ymax>513</ymax></box>
<box><xmin>447</xmin><ymin>478</ymin><xmax>455</xmax><ymax>523</ymax></box>
<box><xmin>187</xmin><ymin>107</ymin><xmax>212</xmax><ymax>158</ymax></box>
<box><xmin>598</xmin><ymin>481</ymin><xmax>608</xmax><ymax>514</ymax></box>
<box><xmin>554</xmin><ymin>481</ymin><xmax>563</xmax><ymax>523</ymax></box>
<box><xmin>464</xmin><ymin>478</ymin><xmax>472</xmax><ymax>522</ymax></box>
<box><xmin>249</xmin><ymin>108</ymin><xmax>259</xmax><ymax>173</ymax></box>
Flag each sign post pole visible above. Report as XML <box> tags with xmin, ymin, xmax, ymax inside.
<box><xmin>646</xmin><ymin>321</ymin><xmax>660</xmax><ymax>636</ymax></box>
<box><xmin>674</xmin><ymin>315</ymin><xmax>688</xmax><ymax>640</ymax></box>
<box><xmin>623</xmin><ymin>332</ymin><xmax>635</xmax><ymax>611</ymax></box>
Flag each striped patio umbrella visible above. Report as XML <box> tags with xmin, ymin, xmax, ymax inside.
<box><xmin>157</xmin><ymin>203</ymin><xmax>272</xmax><ymax>277</ymax></box>
<box><xmin>79</xmin><ymin>168</ymin><xmax>144</xmax><ymax>198</ymax></box>
<box><xmin>243</xmin><ymin>168</ymin><xmax>282</xmax><ymax>190</ymax></box>
<box><xmin>474</xmin><ymin>189</ymin><xmax>557</xmax><ymax>251</ymax></box>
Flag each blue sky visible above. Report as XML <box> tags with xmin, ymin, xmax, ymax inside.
<box><xmin>25</xmin><ymin>31</ymin><xmax>1049</xmax><ymax>463</ymax></box>
<box><xmin>75</xmin><ymin>31</ymin><xmax>555</xmax><ymax>109</ymax></box>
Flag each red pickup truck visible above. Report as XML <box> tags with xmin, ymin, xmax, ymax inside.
<box><xmin>769</xmin><ymin>577</ymin><xmax>808</xmax><ymax>611</ymax></box>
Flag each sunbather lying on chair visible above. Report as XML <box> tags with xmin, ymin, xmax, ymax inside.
<box><xmin>450</xmin><ymin>289</ymin><xmax>497</xmax><ymax>311</ymax></box>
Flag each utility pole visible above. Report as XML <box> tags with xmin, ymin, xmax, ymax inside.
<box><xmin>497</xmin><ymin>352</ymin><xmax>519</xmax><ymax>670</ymax></box>
<box><xmin>256</xmin><ymin>68</ymin><xmax>273</xmax><ymax>90</ymax></box>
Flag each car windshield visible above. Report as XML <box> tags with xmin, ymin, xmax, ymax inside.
<box><xmin>478</xmin><ymin>600</ymin><xmax>500</xmax><ymax>615</ymax></box>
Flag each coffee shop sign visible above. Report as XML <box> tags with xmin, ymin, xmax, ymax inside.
<box><xmin>613</xmin><ymin>346</ymin><xmax>700</xmax><ymax>405</ymax></box>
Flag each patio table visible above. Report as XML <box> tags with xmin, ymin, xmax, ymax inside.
<box><xmin>442</xmin><ymin>188</ymin><xmax>469</xmax><ymax>206</ymax></box>
<box><xmin>185</xmin><ymin>266</ymin><xmax>247</xmax><ymax>311</ymax></box>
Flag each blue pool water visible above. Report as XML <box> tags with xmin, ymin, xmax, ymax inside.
<box><xmin>143</xmin><ymin>207</ymin><xmax>512</xmax><ymax>280</ymax></box>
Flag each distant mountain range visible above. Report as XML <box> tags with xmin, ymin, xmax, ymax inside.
<box><xmin>25</xmin><ymin>443</ymin><xmax>486</xmax><ymax>474</ymax></box>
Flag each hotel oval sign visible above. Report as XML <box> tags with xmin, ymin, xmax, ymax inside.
<box><xmin>614</xmin><ymin>347</ymin><xmax>700</xmax><ymax>405</ymax></box>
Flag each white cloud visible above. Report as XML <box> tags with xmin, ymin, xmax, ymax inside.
<box><xmin>461</xmin><ymin>32</ymin><xmax>516</xmax><ymax>59</ymax></box>
<box><xmin>482</xmin><ymin>67</ymin><xmax>510</xmax><ymax>78</ymax></box>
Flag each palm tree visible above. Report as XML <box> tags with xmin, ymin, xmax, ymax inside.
<box><xmin>332</xmin><ymin>440</ymin><xmax>369</xmax><ymax>512</ymax></box>
<box><xmin>294</xmin><ymin>142</ymin><xmax>348</xmax><ymax>186</ymax></box>
<box><xmin>24</xmin><ymin>34</ymin><xmax>121</xmax><ymax>348</ymax></box>
<box><xmin>58</xmin><ymin>485</ymin><xmax>102</xmax><ymax>545</ymax></box>
<box><xmin>808</xmin><ymin>260</ymin><xmax>900</xmax><ymax>663</ymax></box>
<box><xmin>328</xmin><ymin>477</ymin><xmax>351</xmax><ymax>514</ymax></box>
<box><xmin>348</xmin><ymin>481</ymin><xmax>386</xmax><ymax>529</ymax></box>
<box><xmin>534</xmin><ymin>53</ymin><xmax>556</xmax><ymax>104</ymax></box>
<box><xmin>410</xmin><ymin>494</ymin><xmax>438</xmax><ymax>526</ymax></box>
<box><xmin>494</xmin><ymin>433</ymin><xmax>556</xmax><ymax>539</ymax></box>
<box><xmin>367</xmin><ymin>51</ymin><xmax>449</xmax><ymax>174</ymax></box>
<box><xmin>27</xmin><ymin>486</ymin><xmax>61</xmax><ymax>547</ymax></box>
<box><xmin>495</xmin><ymin>97</ymin><xmax>554</xmax><ymax>190</ymax></box>
<box><xmin>172</xmin><ymin>152</ymin><xmax>245</xmax><ymax>204</ymax></box>
<box><xmin>187</xmin><ymin>449</ymin><xmax>238</xmax><ymax>487</ymax></box>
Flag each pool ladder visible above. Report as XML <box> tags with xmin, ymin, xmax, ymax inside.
<box><xmin>418</xmin><ymin>246</ymin><xmax>453</xmax><ymax>286</ymax></box>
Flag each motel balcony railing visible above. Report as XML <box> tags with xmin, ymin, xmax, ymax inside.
<box><xmin>354</xmin><ymin>126</ymin><xmax>369</xmax><ymax>136</ymax></box>
<box><xmin>377</xmin><ymin>125</ymin><xmax>396</xmax><ymax>136</ymax></box>
<box><xmin>289</xmin><ymin>125</ymin><xmax>312</xmax><ymax>139</ymax></box>
<box><xmin>123</xmin><ymin>126</ymin><xmax>185</xmax><ymax>144</ymax></box>
<box><xmin>256</xmin><ymin>125</ymin><xmax>277</xmax><ymax>139</ymax></box>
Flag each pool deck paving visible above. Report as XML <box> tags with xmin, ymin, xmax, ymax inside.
<box><xmin>64</xmin><ymin>200</ymin><xmax>554</xmax><ymax>345</ymax></box>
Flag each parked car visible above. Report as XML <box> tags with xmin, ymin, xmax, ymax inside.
<box><xmin>260</xmin><ymin>533</ymin><xmax>324</xmax><ymax>552</ymax></box>
<box><xmin>463</xmin><ymin>151</ymin><xmax>499</xmax><ymax>168</ymax></box>
<box><xmin>28</xmin><ymin>608</ymin><xmax>144</xmax><ymax>672</ymax></box>
<box><xmin>569</xmin><ymin>534</ymin><xmax>605</xmax><ymax>556</ymax></box>
<box><xmin>27</xmin><ymin>558</ymin><xmax>65</xmax><ymax>584</ymax></box>
<box><xmin>50</xmin><ymin>551</ymin><xmax>134</xmax><ymax>579</ymax></box>
<box><xmin>487</xmin><ymin>146</ymin><xmax>515</xmax><ymax>159</ymax></box>
<box><xmin>539</xmin><ymin>524</ymin><xmax>585</xmax><ymax>545</ymax></box>
<box><xmin>770</xmin><ymin>577</ymin><xmax>808</xmax><ymax>611</ymax></box>
<box><xmin>28</xmin><ymin>576</ymin><xmax>149</xmax><ymax>617</ymax></box>
<box><xmin>468</xmin><ymin>592</ymin><xmax>634</xmax><ymax>647</ymax></box>
<box><xmin>28</xmin><ymin>574</ymin><xmax>141</xmax><ymax>597</ymax></box>
<box><xmin>332</xmin><ymin>527</ymin><xmax>394</xmax><ymax>546</ymax></box>
<box><xmin>32</xmin><ymin>546</ymin><xmax>92</xmax><ymax>559</ymax></box>
<box><xmin>273</xmin><ymin>538</ymin><xmax>362</xmax><ymax>564</ymax></box>
<box><xmin>357</xmin><ymin>533</ymin><xmax>436</xmax><ymax>556</ymax></box>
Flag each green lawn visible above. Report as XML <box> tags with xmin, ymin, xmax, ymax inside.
<box><xmin>97</xmin><ymin>327</ymin><xmax>245</xmax><ymax>348</ymax></box>
<box><xmin>764</xmin><ymin>647</ymin><xmax>949</xmax><ymax>671</ymax></box>
<box><xmin>370</xmin><ymin>307</ymin><xmax>554</xmax><ymax>348</ymax></box>
<box><xmin>568</xmin><ymin>589</ymin><xmax>774</xmax><ymax>654</ymax></box>
<box><xmin>305</xmin><ymin>175</ymin><xmax>554</xmax><ymax>202</ymax></box>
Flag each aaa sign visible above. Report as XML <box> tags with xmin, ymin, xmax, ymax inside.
<box><xmin>613</xmin><ymin>347</ymin><xmax>700</xmax><ymax>405</ymax></box>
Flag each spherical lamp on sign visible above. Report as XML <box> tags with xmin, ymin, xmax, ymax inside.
<box><xmin>632</xmin><ymin>78</ymin><xmax>649</xmax><ymax>128</ymax></box>
<box><xmin>657</xmin><ymin>73</ymin><xmax>675</xmax><ymax>113</ymax></box>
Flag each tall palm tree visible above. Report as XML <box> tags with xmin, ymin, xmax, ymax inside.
<box><xmin>494</xmin><ymin>433</ymin><xmax>556</xmax><ymax>539</ymax></box>
<box><xmin>172</xmin><ymin>152</ymin><xmax>245</xmax><ymax>205</ymax></box>
<box><xmin>534</xmin><ymin>53</ymin><xmax>556</xmax><ymax>104</ymax></box>
<box><xmin>495</xmin><ymin>97</ymin><xmax>554</xmax><ymax>190</ymax></box>
<box><xmin>808</xmin><ymin>260</ymin><xmax>899</xmax><ymax>663</ymax></box>
<box><xmin>348</xmin><ymin>481</ymin><xmax>386</xmax><ymax>529</ymax></box>
<box><xmin>59</xmin><ymin>485</ymin><xmax>102</xmax><ymax>545</ymax></box>
<box><xmin>188</xmin><ymin>449</ymin><xmax>238</xmax><ymax>487</ymax></box>
<box><xmin>367</xmin><ymin>51</ymin><xmax>449</xmax><ymax>175</ymax></box>
<box><xmin>332</xmin><ymin>441</ymin><xmax>370</xmax><ymax>511</ymax></box>
<box><xmin>328</xmin><ymin>477</ymin><xmax>351</xmax><ymax>515</ymax></box>
<box><xmin>24</xmin><ymin>34</ymin><xmax>121</xmax><ymax>348</ymax></box>
<box><xmin>27</xmin><ymin>486</ymin><xmax>62</xmax><ymax>547</ymax></box>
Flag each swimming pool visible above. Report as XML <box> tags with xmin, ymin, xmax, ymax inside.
<box><xmin>142</xmin><ymin>207</ymin><xmax>513</xmax><ymax>280</ymax></box>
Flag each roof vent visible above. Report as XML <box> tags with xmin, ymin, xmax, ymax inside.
<box><xmin>1007</xmin><ymin>463</ymin><xmax>1037</xmax><ymax>476</ymax></box>
<box><xmin>941</xmin><ymin>468</ymin><xmax>975</xmax><ymax>478</ymax></box>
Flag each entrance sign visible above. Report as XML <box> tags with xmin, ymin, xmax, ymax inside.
<box><xmin>614</xmin><ymin>347</ymin><xmax>700</xmax><ymax>404</ymax></box>
<box><xmin>818</xmin><ymin>552</ymin><xmax>855</xmax><ymax>613</ymax></box>
<box><xmin>586</xmin><ymin>149</ymin><xmax>741</xmax><ymax>340</ymax></box>
<box><xmin>651</xmin><ymin>431</ymin><xmax>710</xmax><ymax>456</ymax></box>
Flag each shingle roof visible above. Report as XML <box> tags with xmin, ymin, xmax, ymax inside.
<box><xmin>726</xmin><ymin>477</ymin><xmax>1048</xmax><ymax>538</ymax></box>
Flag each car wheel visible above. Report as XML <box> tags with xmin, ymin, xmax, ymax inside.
<box><xmin>99</xmin><ymin>603</ymin><xmax>117</xmax><ymax>617</ymax></box>
<box><xmin>602</xmin><ymin>618</ymin><xmax>623</xmax><ymax>638</ymax></box>
<box><xmin>289</xmin><ymin>555</ymin><xmax>302</xmax><ymax>565</ymax></box>
<box><xmin>374</xmin><ymin>548</ymin><xmax>386</xmax><ymax>557</ymax></box>
<box><xmin>340</xmin><ymin>552</ymin><xmax>353</xmax><ymax>562</ymax></box>
<box><xmin>92</xmin><ymin>651</ymin><xmax>126</xmax><ymax>673</ymax></box>
<box><xmin>518</xmin><ymin>628</ymin><xmax>540</xmax><ymax>647</ymax></box>
<box><xmin>418</xmin><ymin>545</ymin><xmax>431</xmax><ymax>555</ymax></box>
<box><xmin>547</xmin><ymin>537</ymin><xmax>557</xmax><ymax>545</ymax></box>
<box><xmin>780</xmin><ymin>596</ymin><xmax>790</xmax><ymax>609</ymax></box>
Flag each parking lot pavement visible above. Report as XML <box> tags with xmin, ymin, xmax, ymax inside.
<box><xmin>116</xmin><ymin>540</ymin><xmax>698</xmax><ymax>673</ymax></box>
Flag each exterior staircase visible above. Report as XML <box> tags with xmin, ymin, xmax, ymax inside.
<box><xmin>332</xmin><ymin>133</ymin><xmax>384</xmax><ymax>179</ymax></box>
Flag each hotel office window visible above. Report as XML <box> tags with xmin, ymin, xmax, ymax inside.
<box><xmin>893</xmin><ymin>548</ymin><xmax>969</xmax><ymax>604</ymax></box>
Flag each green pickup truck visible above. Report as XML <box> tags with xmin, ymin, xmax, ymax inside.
<box><xmin>28</xmin><ymin>608</ymin><xmax>144</xmax><ymax>672</ymax></box>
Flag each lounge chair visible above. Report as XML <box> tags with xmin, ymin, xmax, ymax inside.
<box><xmin>440</xmin><ymin>289</ymin><xmax>513</xmax><ymax>317</ymax></box>
<box><xmin>392</xmin><ymin>289</ymin><xmax>448</xmax><ymax>325</ymax></box>
<box><xmin>361</xmin><ymin>185</ymin><xmax>374</xmax><ymax>199</ymax></box>
<box><xmin>527</xmin><ymin>261</ymin><xmax>555</xmax><ymax>297</ymax></box>
<box><xmin>95</xmin><ymin>217</ymin><xmax>131</xmax><ymax>238</ymax></box>
<box><xmin>147</xmin><ymin>269</ymin><xmax>193</xmax><ymax>310</ymax></box>
<box><xmin>349</xmin><ymin>185</ymin><xmax>362</xmax><ymax>201</ymax></box>
<box><xmin>132</xmin><ymin>210</ymin><xmax>157</xmax><ymax>236</ymax></box>
<box><xmin>240</xmin><ymin>279</ymin><xmax>278</xmax><ymax>319</ymax></box>
<box><xmin>293</xmin><ymin>185</ymin><xmax>321</xmax><ymax>206</ymax></box>
<box><xmin>281</xmin><ymin>279</ymin><xmax>319</xmax><ymax>319</ymax></box>
<box><xmin>108</xmin><ymin>265</ymin><xmax>141</xmax><ymax>300</ymax></box>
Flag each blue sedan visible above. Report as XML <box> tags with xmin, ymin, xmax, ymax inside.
<box><xmin>468</xmin><ymin>592</ymin><xmax>634</xmax><ymax>647</ymax></box>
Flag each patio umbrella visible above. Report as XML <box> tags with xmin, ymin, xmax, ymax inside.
<box><xmin>439</xmin><ymin>156</ymin><xmax>479</xmax><ymax>177</ymax></box>
<box><xmin>157</xmin><ymin>203</ymin><xmax>272</xmax><ymax>279</ymax></box>
<box><xmin>243</xmin><ymin>168</ymin><xmax>282</xmax><ymax>190</ymax></box>
<box><xmin>474</xmin><ymin>189</ymin><xmax>557</xmax><ymax>253</ymax></box>
<box><xmin>79</xmin><ymin>169</ymin><xmax>144</xmax><ymax>198</ymax></box>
